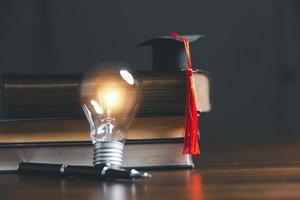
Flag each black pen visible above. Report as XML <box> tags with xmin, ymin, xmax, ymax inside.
<box><xmin>18</xmin><ymin>162</ymin><xmax>151</xmax><ymax>180</ymax></box>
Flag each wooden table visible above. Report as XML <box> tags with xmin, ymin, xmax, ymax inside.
<box><xmin>1</xmin><ymin>139</ymin><xmax>300</xmax><ymax>200</ymax></box>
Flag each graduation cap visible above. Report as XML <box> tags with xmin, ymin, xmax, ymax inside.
<box><xmin>137</xmin><ymin>34</ymin><xmax>203</xmax><ymax>71</ymax></box>
<box><xmin>138</xmin><ymin>33</ymin><xmax>206</xmax><ymax>155</ymax></box>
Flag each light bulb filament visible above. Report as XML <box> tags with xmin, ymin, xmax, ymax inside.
<box><xmin>104</xmin><ymin>90</ymin><xmax>119</xmax><ymax>107</ymax></box>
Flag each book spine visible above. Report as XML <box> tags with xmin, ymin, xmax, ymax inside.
<box><xmin>0</xmin><ymin>72</ymin><xmax>188</xmax><ymax>119</ymax></box>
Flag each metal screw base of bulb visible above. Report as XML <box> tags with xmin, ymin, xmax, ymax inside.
<box><xmin>93</xmin><ymin>141</ymin><xmax>124</xmax><ymax>168</ymax></box>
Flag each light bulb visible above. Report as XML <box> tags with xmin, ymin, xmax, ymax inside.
<box><xmin>80</xmin><ymin>62</ymin><xmax>140</xmax><ymax>168</ymax></box>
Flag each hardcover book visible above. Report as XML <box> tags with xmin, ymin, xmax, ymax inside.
<box><xmin>0</xmin><ymin>117</ymin><xmax>194</xmax><ymax>171</ymax></box>
<box><xmin>0</xmin><ymin>71</ymin><xmax>210</xmax><ymax>120</ymax></box>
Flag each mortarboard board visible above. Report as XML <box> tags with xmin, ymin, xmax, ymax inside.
<box><xmin>137</xmin><ymin>34</ymin><xmax>203</xmax><ymax>71</ymax></box>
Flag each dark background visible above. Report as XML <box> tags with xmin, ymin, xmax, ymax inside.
<box><xmin>1</xmin><ymin>0</ymin><xmax>299</xmax><ymax>139</ymax></box>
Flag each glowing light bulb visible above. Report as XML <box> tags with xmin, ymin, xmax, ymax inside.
<box><xmin>80</xmin><ymin>63</ymin><xmax>140</xmax><ymax>168</ymax></box>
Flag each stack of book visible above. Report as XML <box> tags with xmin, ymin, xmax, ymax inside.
<box><xmin>0</xmin><ymin>71</ymin><xmax>210</xmax><ymax>170</ymax></box>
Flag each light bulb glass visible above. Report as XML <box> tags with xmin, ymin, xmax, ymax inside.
<box><xmin>80</xmin><ymin>62</ymin><xmax>140</xmax><ymax>167</ymax></box>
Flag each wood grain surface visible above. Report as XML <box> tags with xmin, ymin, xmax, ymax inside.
<box><xmin>1</xmin><ymin>138</ymin><xmax>300</xmax><ymax>200</ymax></box>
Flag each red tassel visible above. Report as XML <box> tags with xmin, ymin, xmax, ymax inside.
<box><xmin>169</xmin><ymin>32</ymin><xmax>200</xmax><ymax>155</ymax></box>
